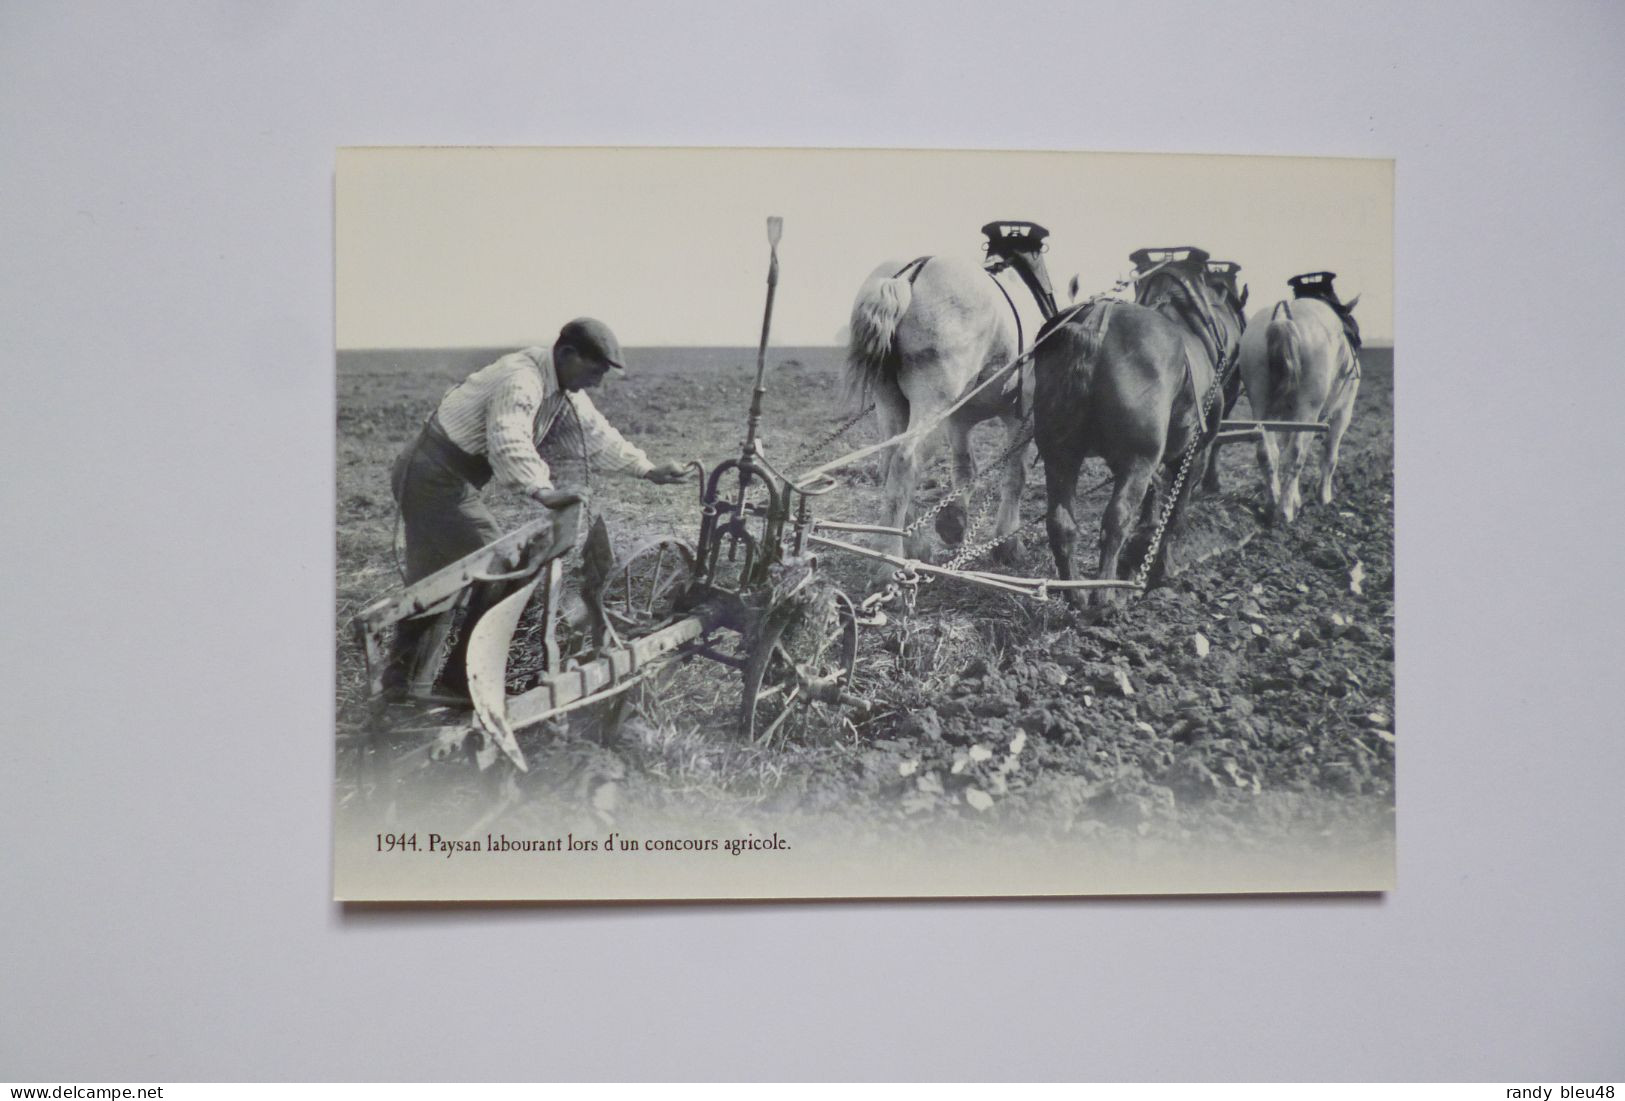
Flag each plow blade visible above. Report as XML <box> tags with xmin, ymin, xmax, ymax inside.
<box><xmin>353</xmin><ymin>506</ymin><xmax>581</xmax><ymax>699</ymax></box>
<box><xmin>465</xmin><ymin>574</ymin><xmax>544</xmax><ymax>772</ymax></box>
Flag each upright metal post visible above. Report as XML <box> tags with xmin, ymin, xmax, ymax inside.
<box><xmin>743</xmin><ymin>216</ymin><xmax>782</xmax><ymax>457</ymax></box>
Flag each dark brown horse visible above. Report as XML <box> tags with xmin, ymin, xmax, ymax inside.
<box><xmin>1033</xmin><ymin>247</ymin><xmax>1244</xmax><ymax>606</ymax></box>
<box><xmin>1199</xmin><ymin>260</ymin><xmax>1249</xmax><ymax>493</ymax></box>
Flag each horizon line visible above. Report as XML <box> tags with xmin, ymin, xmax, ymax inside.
<box><xmin>340</xmin><ymin>339</ymin><xmax>1397</xmax><ymax>353</ymax></box>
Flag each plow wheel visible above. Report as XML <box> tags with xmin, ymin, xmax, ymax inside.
<box><xmin>595</xmin><ymin>537</ymin><xmax>697</xmax><ymax>640</ymax></box>
<box><xmin>739</xmin><ymin>587</ymin><xmax>860</xmax><ymax>745</ymax></box>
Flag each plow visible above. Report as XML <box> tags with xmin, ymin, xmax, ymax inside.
<box><xmin>351</xmin><ymin>220</ymin><xmax>1333</xmax><ymax>781</ymax></box>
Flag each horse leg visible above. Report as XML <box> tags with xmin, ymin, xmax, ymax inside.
<box><xmin>991</xmin><ymin>409</ymin><xmax>1029</xmax><ymax>566</ymax></box>
<box><xmin>1278</xmin><ymin>432</ymin><xmax>1309</xmax><ymax>525</ymax></box>
<box><xmin>938</xmin><ymin>413</ymin><xmax>977</xmax><ymax>549</ymax></box>
<box><xmin>1042</xmin><ymin>446</ymin><xmax>1085</xmax><ymax>608</ymax></box>
<box><xmin>1255</xmin><ymin>431</ymin><xmax>1283</xmax><ymax>523</ymax></box>
<box><xmin>1149</xmin><ymin>443</ymin><xmax>1210</xmax><ymax>586</ymax></box>
<box><xmin>872</xmin><ymin>381</ymin><xmax>919</xmax><ymax>563</ymax></box>
<box><xmin>1319</xmin><ymin>380</ymin><xmax>1360</xmax><ymax>506</ymax></box>
<box><xmin>1097</xmin><ymin>457</ymin><xmax>1158</xmax><ymax>607</ymax></box>
<box><xmin>1138</xmin><ymin>467</ymin><xmax>1165</xmax><ymax>529</ymax></box>
<box><xmin>1199</xmin><ymin>447</ymin><xmax>1221</xmax><ymax>495</ymax></box>
<box><xmin>1200</xmin><ymin>376</ymin><xmax>1240</xmax><ymax>494</ymax></box>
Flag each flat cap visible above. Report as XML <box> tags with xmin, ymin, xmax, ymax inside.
<box><xmin>557</xmin><ymin>317</ymin><xmax>625</xmax><ymax>370</ymax></box>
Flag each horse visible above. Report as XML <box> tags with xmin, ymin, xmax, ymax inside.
<box><xmin>1032</xmin><ymin>247</ymin><xmax>1245</xmax><ymax>607</ymax></box>
<box><xmin>845</xmin><ymin>223</ymin><xmax>1058</xmax><ymax>565</ymax></box>
<box><xmin>1237</xmin><ymin>277</ymin><xmax>1362</xmax><ymax>524</ymax></box>
<box><xmin>1198</xmin><ymin>260</ymin><xmax>1250</xmax><ymax>493</ymax></box>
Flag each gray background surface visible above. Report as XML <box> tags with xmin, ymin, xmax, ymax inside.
<box><xmin>2</xmin><ymin>0</ymin><xmax>1622</xmax><ymax>1082</ymax></box>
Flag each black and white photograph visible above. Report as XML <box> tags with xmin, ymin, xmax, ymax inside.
<box><xmin>9</xmin><ymin>0</ymin><xmax>1625</xmax><ymax>1084</ymax></box>
<box><xmin>335</xmin><ymin>146</ymin><xmax>1393</xmax><ymax>900</ymax></box>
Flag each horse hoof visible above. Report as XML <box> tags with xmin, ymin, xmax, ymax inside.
<box><xmin>1084</xmin><ymin>593</ymin><xmax>1124</xmax><ymax>620</ymax></box>
<box><xmin>991</xmin><ymin>539</ymin><xmax>1022</xmax><ymax>568</ymax></box>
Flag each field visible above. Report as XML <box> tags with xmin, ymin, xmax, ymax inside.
<box><xmin>336</xmin><ymin>344</ymin><xmax>1395</xmax><ymax>875</ymax></box>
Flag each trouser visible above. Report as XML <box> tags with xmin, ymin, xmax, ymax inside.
<box><xmin>391</xmin><ymin>420</ymin><xmax>502</xmax><ymax>583</ymax></box>
<box><xmin>385</xmin><ymin>422</ymin><xmax>505</xmax><ymax>694</ymax></box>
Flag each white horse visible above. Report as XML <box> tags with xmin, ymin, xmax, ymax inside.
<box><xmin>1238</xmin><ymin>294</ymin><xmax>1362</xmax><ymax>523</ymax></box>
<box><xmin>845</xmin><ymin>244</ymin><xmax>1053</xmax><ymax>564</ymax></box>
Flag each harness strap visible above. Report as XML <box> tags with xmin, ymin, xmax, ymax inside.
<box><xmin>1149</xmin><ymin>267</ymin><xmax>1241</xmax><ymax>390</ymax></box>
<box><xmin>983</xmin><ymin>270</ymin><xmax>1031</xmax><ymax>415</ymax></box>
<box><xmin>985</xmin><ymin>267</ymin><xmax>1024</xmax><ymax>353</ymax></box>
<box><xmin>892</xmin><ymin>256</ymin><xmax>931</xmax><ymax>284</ymax></box>
<box><xmin>1275</xmin><ymin>297</ymin><xmax>1360</xmax><ymax>380</ymax></box>
<box><xmin>1183</xmin><ymin>351</ymin><xmax>1212</xmax><ymax>437</ymax></box>
<box><xmin>1142</xmin><ymin>269</ymin><xmax>1242</xmax><ymax>441</ymax></box>
<box><xmin>1039</xmin><ymin>291</ymin><xmax>1114</xmax><ymax>342</ymax></box>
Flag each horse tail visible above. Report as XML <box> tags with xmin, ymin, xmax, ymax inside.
<box><xmin>1265</xmin><ymin>302</ymin><xmax>1302</xmax><ymax>417</ymax></box>
<box><xmin>845</xmin><ymin>273</ymin><xmax>914</xmax><ymax>408</ymax></box>
<box><xmin>1074</xmin><ymin>303</ymin><xmax>1110</xmax><ymax>361</ymax></box>
<box><xmin>1034</xmin><ymin>303</ymin><xmax>1109</xmax><ymax>430</ymax></box>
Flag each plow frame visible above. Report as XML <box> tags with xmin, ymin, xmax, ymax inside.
<box><xmin>1214</xmin><ymin>418</ymin><xmax>1331</xmax><ymax>445</ymax></box>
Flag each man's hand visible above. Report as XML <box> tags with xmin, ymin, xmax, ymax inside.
<box><xmin>534</xmin><ymin>488</ymin><xmax>587</xmax><ymax>510</ymax></box>
<box><xmin>643</xmin><ymin>461</ymin><xmax>691</xmax><ymax>486</ymax></box>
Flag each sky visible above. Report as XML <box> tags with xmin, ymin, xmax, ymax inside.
<box><xmin>337</xmin><ymin>146</ymin><xmax>1392</xmax><ymax>349</ymax></box>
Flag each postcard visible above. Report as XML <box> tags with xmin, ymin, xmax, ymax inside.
<box><xmin>335</xmin><ymin>146</ymin><xmax>1393</xmax><ymax>900</ymax></box>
